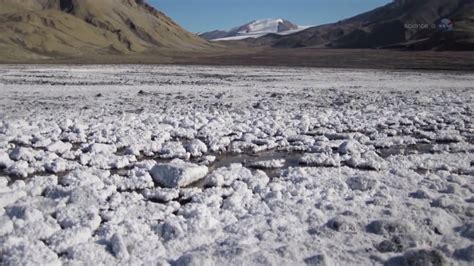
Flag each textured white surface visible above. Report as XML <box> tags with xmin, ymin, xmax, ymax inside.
<box><xmin>0</xmin><ymin>65</ymin><xmax>473</xmax><ymax>265</ymax></box>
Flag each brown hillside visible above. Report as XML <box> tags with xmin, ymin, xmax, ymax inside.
<box><xmin>0</xmin><ymin>0</ymin><xmax>209</xmax><ymax>60</ymax></box>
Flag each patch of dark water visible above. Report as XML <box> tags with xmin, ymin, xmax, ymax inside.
<box><xmin>5</xmin><ymin>170</ymin><xmax>70</xmax><ymax>186</ymax></box>
<box><xmin>376</xmin><ymin>143</ymin><xmax>435</xmax><ymax>159</ymax></box>
<box><xmin>208</xmin><ymin>150</ymin><xmax>304</xmax><ymax>178</ymax></box>
<box><xmin>185</xmin><ymin>178</ymin><xmax>209</xmax><ymax>189</ymax></box>
<box><xmin>434</xmin><ymin>139</ymin><xmax>460</xmax><ymax>144</ymax></box>
<box><xmin>110</xmin><ymin>166</ymin><xmax>134</xmax><ymax>177</ymax></box>
<box><xmin>8</xmin><ymin>141</ymin><xmax>46</xmax><ymax>151</ymax></box>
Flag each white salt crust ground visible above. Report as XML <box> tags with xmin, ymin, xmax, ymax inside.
<box><xmin>0</xmin><ymin>65</ymin><xmax>473</xmax><ymax>265</ymax></box>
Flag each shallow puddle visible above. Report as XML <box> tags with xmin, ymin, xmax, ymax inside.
<box><xmin>4</xmin><ymin>142</ymin><xmax>448</xmax><ymax>188</ymax></box>
<box><xmin>377</xmin><ymin>143</ymin><xmax>435</xmax><ymax>159</ymax></box>
<box><xmin>209</xmin><ymin>150</ymin><xmax>303</xmax><ymax>178</ymax></box>
<box><xmin>210</xmin><ymin>150</ymin><xmax>302</xmax><ymax>169</ymax></box>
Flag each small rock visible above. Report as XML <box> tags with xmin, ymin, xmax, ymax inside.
<box><xmin>299</xmin><ymin>153</ymin><xmax>340</xmax><ymax>167</ymax></box>
<box><xmin>376</xmin><ymin>239</ymin><xmax>403</xmax><ymax>253</ymax></box>
<box><xmin>142</xmin><ymin>188</ymin><xmax>180</xmax><ymax>202</ymax></box>
<box><xmin>174</xmin><ymin>252</ymin><xmax>214</xmax><ymax>266</ymax></box>
<box><xmin>47</xmin><ymin>141</ymin><xmax>72</xmax><ymax>155</ymax></box>
<box><xmin>150</xmin><ymin>159</ymin><xmax>208</xmax><ymax>188</ymax></box>
<box><xmin>9</xmin><ymin>147</ymin><xmax>35</xmax><ymax>162</ymax></box>
<box><xmin>159</xmin><ymin>142</ymin><xmax>188</xmax><ymax>159</ymax></box>
<box><xmin>338</xmin><ymin>140</ymin><xmax>363</xmax><ymax>155</ymax></box>
<box><xmin>346</xmin><ymin>151</ymin><xmax>387</xmax><ymax>170</ymax></box>
<box><xmin>159</xmin><ymin>219</ymin><xmax>184</xmax><ymax>241</ymax></box>
<box><xmin>60</xmin><ymin>169</ymin><xmax>103</xmax><ymax>187</ymax></box>
<box><xmin>253</xmin><ymin>102</ymin><xmax>264</xmax><ymax>109</ymax></box>
<box><xmin>375</xmin><ymin>235</ymin><xmax>416</xmax><ymax>253</ymax></box>
<box><xmin>401</xmin><ymin>249</ymin><xmax>447</xmax><ymax>266</ymax></box>
<box><xmin>6</xmin><ymin>160</ymin><xmax>32</xmax><ymax>178</ymax></box>
<box><xmin>367</xmin><ymin>220</ymin><xmax>413</xmax><ymax>236</ymax></box>
<box><xmin>111</xmin><ymin>233</ymin><xmax>130</xmax><ymax>260</ymax></box>
<box><xmin>249</xmin><ymin>159</ymin><xmax>285</xmax><ymax>169</ymax></box>
<box><xmin>347</xmin><ymin>176</ymin><xmax>377</xmax><ymax>191</ymax></box>
<box><xmin>105</xmin><ymin>169</ymin><xmax>154</xmax><ymax>191</ymax></box>
<box><xmin>203</xmin><ymin>164</ymin><xmax>257</xmax><ymax>188</ymax></box>
<box><xmin>44</xmin><ymin>159</ymin><xmax>68</xmax><ymax>174</ymax></box>
<box><xmin>409</xmin><ymin>189</ymin><xmax>432</xmax><ymax>199</ymax></box>
<box><xmin>185</xmin><ymin>139</ymin><xmax>208</xmax><ymax>157</ymax></box>
<box><xmin>86</xmin><ymin>143</ymin><xmax>117</xmax><ymax>154</ymax></box>
<box><xmin>304</xmin><ymin>254</ymin><xmax>330</xmax><ymax>266</ymax></box>
<box><xmin>197</xmin><ymin>155</ymin><xmax>216</xmax><ymax>165</ymax></box>
<box><xmin>326</xmin><ymin>217</ymin><xmax>355</xmax><ymax>232</ymax></box>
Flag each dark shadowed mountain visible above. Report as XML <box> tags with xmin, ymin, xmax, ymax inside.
<box><xmin>248</xmin><ymin>0</ymin><xmax>474</xmax><ymax>50</ymax></box>
<box><xmin>199</xmin><ymin>30</ymin><xmax>229</xmax><ymax>41</ymax></box>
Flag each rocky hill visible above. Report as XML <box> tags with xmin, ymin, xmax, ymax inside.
<box><xmin>250</xmin><ymin>0</ymin><xmax>473</xmax><ymax>50</ymax></box>
<box><xmin>0</xmin><ymin>0</ymin><xmax>209</xmax><ymax>61</ymax></box>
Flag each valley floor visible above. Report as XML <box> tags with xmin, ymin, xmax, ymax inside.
<box><xmin>2</xmin><ymin>49</ymin><xmax>474</xmax><ymax>72</ymax></box>
<box><xmin>0</xmin><ymin>65</ymin><xmax>473</xmax><ymax>265</ymax></box>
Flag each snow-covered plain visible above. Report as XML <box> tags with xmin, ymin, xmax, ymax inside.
<box><xmin>0</xmin><ymin>65</ymin><xmax>473</xmax><ymax>265</ymax></box>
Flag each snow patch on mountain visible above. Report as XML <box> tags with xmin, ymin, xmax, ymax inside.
<box><xmin>199</xmin><ymin>18</ymin><xmax>311</xmax><ymax>41</ymax></box>
<box><xmin>236</xmin><ymin>18</ymin><xmax>287</xmax><ymax>35</ymax></box>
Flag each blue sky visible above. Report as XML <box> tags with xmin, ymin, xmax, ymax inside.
<box><xmin>150</xmin><ymin>0</ymin><xmax>391</xmax><ymax>33</ymax></box>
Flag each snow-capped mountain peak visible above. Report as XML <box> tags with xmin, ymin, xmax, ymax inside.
<box><xmin>234</xmin><ymin>18</ymin><xmax>288</xmax><ymax>35</ymax></box>
<box><xmin>199</xmin><ymin>18</ymin><xmax>309</xmax><ymax>41</ymax></box>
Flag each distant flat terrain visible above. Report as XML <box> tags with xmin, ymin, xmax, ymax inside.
<box><xmin>171</xmin><ymin>48</ymin><xmax>474</xmax><ymax>71</ymax></box>
<box><xmin>3</xmin><ymin>48</ymin><xmax>473</xmax><ymax>71</ymax></box>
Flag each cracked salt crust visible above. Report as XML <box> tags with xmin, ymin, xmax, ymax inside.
<box><xmin>0</xmin><ymin>65</ymin><xmax>472</xmax><ymax>265</ymax></box>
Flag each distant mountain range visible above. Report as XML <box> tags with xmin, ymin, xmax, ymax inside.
<box><xmin>0</xmin><ymin>0</ymin><xmax>472</xmax><ymax>63</ymax></box>
<box><xmin>247</xmin><ymin>0</ymin><xmax>474</xmax><ymax>50</ymax></box>
<box><xmin>0</xmin><ymin>0</ymin><xmax>209</xmax><ymax>61</ymax></box>
<box><xmin>199</xmin><ymin>19</ymin><xmax>310</xmax><ymax>41</ymax></box>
